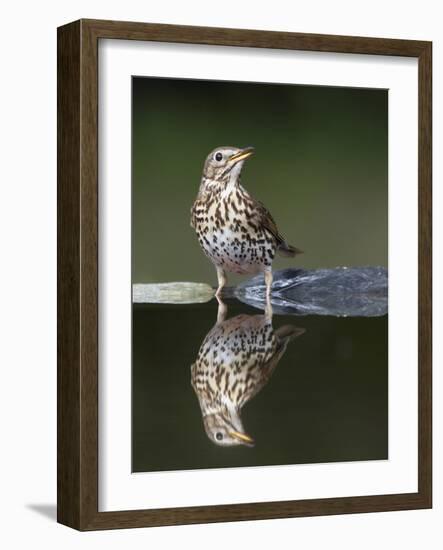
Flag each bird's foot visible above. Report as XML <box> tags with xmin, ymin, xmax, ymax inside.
<box><xmin>215</xmin><ymin>286</ymin><xmax>223</xmax><ymax>298</ymax></box>
<box><xmin>215</xmin><ymin>268</ymin><xmax>227</xmax><ymax>299</ymax></box>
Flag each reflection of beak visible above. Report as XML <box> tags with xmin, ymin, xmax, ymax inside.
<box><xmin>230</xmin><ymin>430</ymin><xmax>255</xmax><ymax>446</ymax></box>
<box><xmin>229</xmin><ymin>147</ymin><xmax>255</xmax><ymax>165</ymax></box>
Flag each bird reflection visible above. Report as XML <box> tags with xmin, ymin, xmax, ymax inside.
<box><xmin>191</xmin><ymin>299</ymin><xmax>305</xmax><ymax>447</ymax></box>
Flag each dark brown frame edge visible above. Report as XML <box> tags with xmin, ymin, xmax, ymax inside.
<box><xmin>57</xmin><ymin>18</ymin><xmax>432</xmax><ymax>531</ymax></box>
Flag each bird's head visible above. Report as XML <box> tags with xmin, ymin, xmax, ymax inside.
<box><xmin>201</xmin><ymin>146</ymin><xmax>254</xmax><ymax>190</ymax></box>
<box><xmin>203</xmin><ymin>412</ymin><xmax>255</xmax><ymax>447</ymax></box>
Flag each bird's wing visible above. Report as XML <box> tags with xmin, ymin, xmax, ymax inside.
<box><xmin>190</xmin><ymin>200</ymin><xmax>200</xmax><ymax>229</ymax></box>
<box><xmin>251</xmin><ymin>199</ymin><xmax>286</xmax><ymax>246</ymax></box>
<box><xmin>238</xmin><ymin>350</ymin><xmax>280</xmax><ymax>407</ymax></box>
<box><xmin>250</xmin><ymin>198</ymin><xmax>302</xmax><ymax>255</ymax></box>
<box><xmin>190</xmin><ymin>362</ymin><xmax>198</xmax><ymax>391</ymax></box>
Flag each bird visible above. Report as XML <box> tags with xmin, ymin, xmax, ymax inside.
<box><xmin>190</xmin><ymin>146</ymin><xmax>302</xmax><ymax>299</ymax></box>
<box><xmin>190</xmin><ymin>301</ymin><xmax>305</xmax><ymax>447</ymax></box>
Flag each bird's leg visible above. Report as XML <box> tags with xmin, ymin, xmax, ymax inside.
<box><xmin>264</xmin><ymin>269</ymin><xmax>273</xmax><ymax>299</ymax></box>
<box><xmin>264</xmin><ymin>298</ymin><xmax>273</xmax><ymax>321</ymax></box>
<box><xmin>216</xmin><ymin>295</ymin><xmax>228</xmax><ymax>324</ymax></box>
<box><xmin>264</xmin><ymin>269</ymin><xmax>273</xmax><ymax>320</ymax></box>
<box><xmin>215</xmin><ymin>266</ymin><xmax>227</xmax><ymax>297</ymax></box>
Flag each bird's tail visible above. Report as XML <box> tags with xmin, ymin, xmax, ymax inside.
<box><xmin>274</xmin><ymin>325</ymin><xmax>306</xmax><ymax>356</ymax></box>
<box><xmin>275</xmin><ymin>325</ymin><xmax>306</xmax><ymax>342</ymax></box>
<box><xmin>278</xmin><ymin>242</ymin><xmax>303</xmax><ymax>258</ymax></box>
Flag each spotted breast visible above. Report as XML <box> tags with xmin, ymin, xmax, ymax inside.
<box><xmin>192</xmin><ymin>186</ymin><xmax>277</xmax><ymax>275</ymax></box>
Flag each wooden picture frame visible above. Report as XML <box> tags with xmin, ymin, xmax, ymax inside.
<box><xmin>57</xmin><ymin>18</ymin><xmax>432</xmax><ymax>530</ymax></box>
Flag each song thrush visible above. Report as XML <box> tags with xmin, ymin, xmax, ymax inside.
<box><xmin>191</xmin><ymin>302</ymin><xmax>305</xmax><ymax>447</ymax></box>
<box><xmin>191</xmin><ymin>146</ymin><xmax>302</xmax><ymax>298</ymax></box>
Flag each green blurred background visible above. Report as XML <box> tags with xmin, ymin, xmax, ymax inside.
<box><xmin>132</xmin><ymin>77</ymin><xmax>388</xmax><ymax>285</ymax></box>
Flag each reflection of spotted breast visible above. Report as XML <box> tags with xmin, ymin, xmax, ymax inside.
<box><xmin>192</xmin><ymin>314</ymin><xmax>278</xmax><ymax>409</ymax></box>
<box><xmin>191</xmin><ymin>187</ymin><xmax>277</xmax><ymax>275</ymax></box>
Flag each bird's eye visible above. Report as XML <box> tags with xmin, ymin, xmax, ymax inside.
<box><xmin>215</xmin><ymin>152</ymin><xmax>223</xmax><ymax>162</ymax></box>
<box><xmin>215</xmin><ymin>432</ymin><xmax>223</xmax><ymax>441</ymax></box>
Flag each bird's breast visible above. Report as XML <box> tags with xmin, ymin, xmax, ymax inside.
<box><xmin>192</xmin><ymin>317</ymin><xmax>278</xmax><ymax>408</ymax></box>
<box><xmin>194</xmin><ymin>197</ymin><xmax>276</xmax><ymax>274</ymax></box>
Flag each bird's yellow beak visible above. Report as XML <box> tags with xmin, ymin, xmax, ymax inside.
<box><xmin>229</xmin><ymin>147</ymin><xmax>255</xmax><ymax>164</ymax></box>
<box><xmin>230</xmin><ymin>430</ymin><xmax>255</xmax><ymax>446</ymax></box>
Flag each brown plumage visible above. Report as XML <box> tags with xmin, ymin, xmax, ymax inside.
<box><xmin>191</xmin><ymin>303</ymin><xmax>305</xmax><ymax>446</ymax></box>
<box><xmin>191</xmin><ymin>146</ymin><xmax>302</xmax><ymax>297</ymax></box>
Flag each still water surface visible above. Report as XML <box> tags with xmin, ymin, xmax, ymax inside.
<box><xmin>132</xmin><ymin>300</ymin><xmax>387</xmax><ymax>473</ymax></box>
